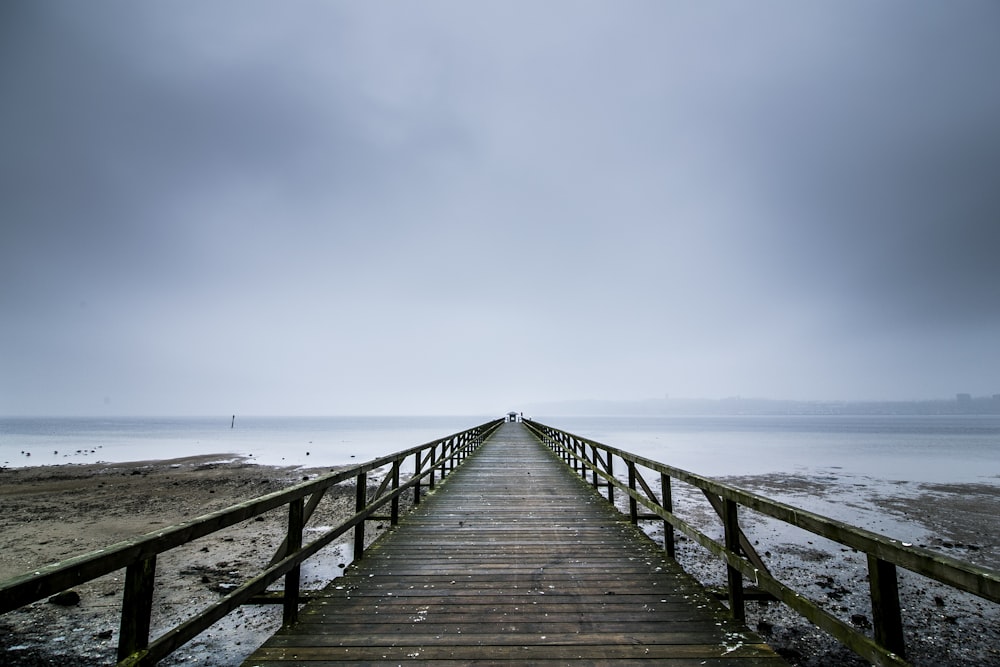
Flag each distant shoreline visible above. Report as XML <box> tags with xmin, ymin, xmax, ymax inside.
<box><xmin>527</xmin><ymin>396</ymin><xmax>1000</xmax><ymax>416</ymax></box>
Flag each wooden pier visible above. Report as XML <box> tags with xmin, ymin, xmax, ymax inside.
<box><xmin>242</xmin><ymin>422</ymin><xmax>785</xmax><ymax>665</ymax></box>
<box><xmin>7</xmin><ymin>417</ymin><xmax>996</xmax><ymax>666</ymax></box>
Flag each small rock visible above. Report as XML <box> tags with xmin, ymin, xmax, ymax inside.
<box><xmin>776</xmin><ymin>647</ymin><xmax>803</xmax><ymax>661</ymax></box>
<box><xmin>850</xmin><ymin>614</ymin><xmax>871</xmax><ymax>628</ymax></box>
<box><xmin>210</xmin><ymin>582</ymin><xmax>240</xmax><ymax>594</ymax></box>
<box><xmin>756</xmin><ymin>619</ymin><xmax>774</xmax><ymax>636</ymax></box>
<box><xmin>934</xmin><ymin>596</ymin><xmax>945</xmax><ymax>607</ymax></box>
<box><xmin>48</xmin><ymin>591</ymin><xmax>81</xmax><ymax>606</ymax></box>
<box><xmin>95</xmin><ymin>630</ymin><xmax>113</xmax><ymax>640</ymax></box>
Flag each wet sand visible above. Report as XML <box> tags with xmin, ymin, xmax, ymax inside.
<box><xmin>0</xmin><ymin>456</ymin><xmax>372</xmax><ymax>666</ymax></box>
<box><xmin>1</xmin><ymin>458</ymin><xmax>998</xmax><ymax>666</ymax></box>
<box><xmin>645</xmin><ymin>471</ymin><xmax>1000</xmax><ymax>666</ymax></box>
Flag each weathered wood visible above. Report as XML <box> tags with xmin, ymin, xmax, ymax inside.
<box><xmin>117</xmin><ymin>555</ymin><xmax>156</xmax><ymax>662</ymax></box>
<box><xmin>0</xmin><ymin>420</ymin><xmax>504</xmax><ymax>616</ymax></box>
<box><xmin>1</xmin><ymin>419</ymin><xmax>504</xmax><ymax>667</ymax></box>
<box><xmin>701</xmin><ymin>489</ymin><xmax>772</xmax><ymax>575</ymax></box>
<box><xmin>627</xmin><ymin>460</ymin><xmax>639</xmax><ymax>523</ymax></box>
<box><xmin>526</xmin><ymin>420</ymin><xmax>1000</xmax><ymax>605</ymax></box>
<box><xmin>723</xmin><ymin>497</ymin><xmax>746</xmax><ymax>622</ymax></box>
<box><xmin>522</xmin><ymin>419</ymin><xmax>931</xmax><ymax>667</ymax></box>
<box><xmin>269</xmin><ymin>488</ymin><xmax>327</xmax><ymax>567</ymax></box>
<box><xmin>283</xmin><ymin>498</ymin><xmax>304</xmax><ymax>625</ymax></box>
<box><xmin>9</xmin><ymin>414</ymin><xmax>997</xmax><ymax>667</ymax></box>
<box><xmin>413</xmin><ymin>451</ymin><xmax>422</xmax><ymax>505</ymax></box>
<box><xmin>352</xmin><ymin>471</ymin><xmax>366</xmax><ymax>561</ymax></box>
<box><xmin>390</xmin><ymin>460</ymin><xmax>400</xmax><ymax>526</ymax></box>
<box><xmin>241</xmin><ymin>423</ymin><xmax>785</xmax><ymax>665</ymax></box>
<box><xmin>869</xmin><ymin>554</ymin><xmax>906</xmax><ymax>659</ymax></box>
<box><xmin>662</xmin><ymin>472</ymin><xmax>676</xmax><ymax>558</ymax></box>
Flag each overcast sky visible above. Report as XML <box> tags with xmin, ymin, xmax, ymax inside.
<box><xmin>3</xmin><ymin>2</ymin><xmax>999</xmax><ymax>416</ymax></box>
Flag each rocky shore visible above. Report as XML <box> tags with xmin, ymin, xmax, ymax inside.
<box><xmin>1</xmin><ymin>457</ymin><xmax>997</xmax><ymax>666</ymax></box>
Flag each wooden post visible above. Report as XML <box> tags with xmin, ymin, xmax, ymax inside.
<box><xmin>413</xmin><ymin>452</ymin><xmax>421</xmax><ymax>506</ymax></box>
<box><xmin>118</xmin><ymin>555</ymin><xmax>157</xmax><ymax>662</ymax></box>
<box><xmin>606</xmin><ymin>455</ymin><xmax>614</xmax><ymax>504</ymax></box>
<box><xmin>354</xmin><ymin>471</ymin><xmax>367</xmax><ymax>561</ymax></box>
<box><xmin>627</xmin><ymin>461</ymin><xmax>638</xmax><ymax>524</ymax></box>
<box><xmin>390</xmin><ymin>460</ymin><xmax>400</xmax><ymax>526</ymax></box>
<box><xmin>429</xmin><ymin>444</ymin><xmax>437</xmax><ymax>488</ymax></box>
<box><xmin>723</xmin><ymin>498</ymin><xmax>745</xmax><ymax>621</ymax></box>
<box><xmin>868</xmin><ymin>554</ymin><xmax>906</xmax><ymax>659</ymax></box>
<box><xmin>591</xmin><ymin>444</ymin><xmax>599</xmax><ymax>488</ymax></box>
<box><xmin>661</xmin><ymin>473</ymin><xmax>676</xmax><ymax>559</ymax></box>
<box><xmin>283</xmin><ymin>497</ymin><xmax>304</xmax><ymax>625</ymax></box>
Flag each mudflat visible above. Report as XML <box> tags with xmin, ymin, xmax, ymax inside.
<box><xmin>0</xmin><ymin>458</ymin><xmax>998</xmax><ymax>666</ymax></box>
<box><xmin>0</xmin><ymin>456</ymin><xmax>365</xmax><ymax>666</ymax></box>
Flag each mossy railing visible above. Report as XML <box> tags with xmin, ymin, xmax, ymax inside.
<box><xmin>0</xmin><ymin>418</ymin><xmax>504</xmax><ymax>666</ymax></box>
<box><xmin>524</xmin><ymin>418</ymin><xmax>1000</xmax><ymax>667</ymax></box>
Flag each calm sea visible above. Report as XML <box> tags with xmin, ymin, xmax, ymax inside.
<box><xmin>2</xmin><ymin>415</ymin><xmax>999</xmax><ymax>486</ymax></box>
<box><xmin>549</xmin><ymin>414</ymin><xmax>1000</xmax><ymax>485</ymax></box>
<box><xmin>0</xmin><ymin>416</ymin><xmax>488</xmax><ymax>470</ymax></box>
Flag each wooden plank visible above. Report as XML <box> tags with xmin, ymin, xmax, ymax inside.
<box><xmin>247</xmin><ymin>644</ymin><xmax>786</xmax><ymax>661</ymax></box>
<box><xmin>241</xmin><ymin>422</ymin><xmax>786</xmax><ymax>666</ymax></box>
<box><xmin>245</xmin><ymin>661</ymin><xmax>781</xmax><ymax>667</ymax></box>
<box><xmin>266</xmin><ymin>631</ymin><xmax>769</xmax><ymax>646</ymax></box>
<box><xmin>0</xmin><ymin>422</ymin><xmax>506</xmax><ymax>616</ymax></box>
<box><xmin>531</xmin><ymin>420</ymin><xmax>1000</xmax><ymax>605</ymax></box>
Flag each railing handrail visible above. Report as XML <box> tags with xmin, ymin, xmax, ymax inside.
<box><xmin>0</xmin><ymin>417</ymin><xmax>504</xmax><ymax>666</ymax></box>
<box><xmin>523</xmin><ymin>418</ymin><xmax>1000</xmax><ymax>667</ymax></box>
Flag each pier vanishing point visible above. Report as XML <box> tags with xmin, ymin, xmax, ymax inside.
<box><xmin>243</xmin><ymin>420</ymin><xmax>784</xmax><ymax>665</ymax></box>
<box><xmin>3</xmin><ymin>417</ymin><xmax>998</xmax><ymax>666</ymax></box>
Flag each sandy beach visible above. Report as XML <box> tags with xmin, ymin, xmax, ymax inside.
<box><xmin>0</xmin><ymin>456</ymin><xmax>374</xmax><ymax>667</ymax></box>
<box><xmin>1</xmin><ymin>457</ymin><xmax>998</xmax><ymax>666</ymax></box>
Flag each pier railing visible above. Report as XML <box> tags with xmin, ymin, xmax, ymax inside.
<box><xmin>0</xmin><ymin>418</ymin><xmax>503</xmax><ymax>667</ymax></box>
<box><xmin>524</xmin><ymin>418</ymin><xmax>1000</xmax><ymax>667</ymax></box>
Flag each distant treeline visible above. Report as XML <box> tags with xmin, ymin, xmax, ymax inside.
<box><xmin>526</xmin><ymin>396</ymin><xmax>1000</xmax><ymax>416</ymax></box>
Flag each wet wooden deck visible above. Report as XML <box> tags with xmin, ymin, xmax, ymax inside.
<box><xmin>242</xmin><ymin>422</ymin><xmax>786</xmax><ymax>665</ymax></box>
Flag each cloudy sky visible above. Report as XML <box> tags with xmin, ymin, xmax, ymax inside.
<box><xmin>2</xmin><ymin>2</ymin><xmax>999</xmax><ymax>416</ymax></box>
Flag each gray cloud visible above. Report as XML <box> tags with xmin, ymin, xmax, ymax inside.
<box><xmin>3</xmin><ymin>2</ymin><xmax>1000</xmax><ymax>414</ymax></box>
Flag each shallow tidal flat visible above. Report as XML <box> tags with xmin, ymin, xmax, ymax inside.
<box><xmin>0</xmin><ymin>458</ymin><xmax>998</xmax><ymax>666</ymax></box>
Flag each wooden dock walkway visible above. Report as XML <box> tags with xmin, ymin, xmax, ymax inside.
<box><xmin>242</xmin><ymin>422</ymin><xmax>786</xmax><ymax>665</ymax></box>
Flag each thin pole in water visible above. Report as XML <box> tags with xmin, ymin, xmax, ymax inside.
<box><xmin>231</xmin><ymin>415</ymin><xmax>235</xmax><ymax>429</ymax></box>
